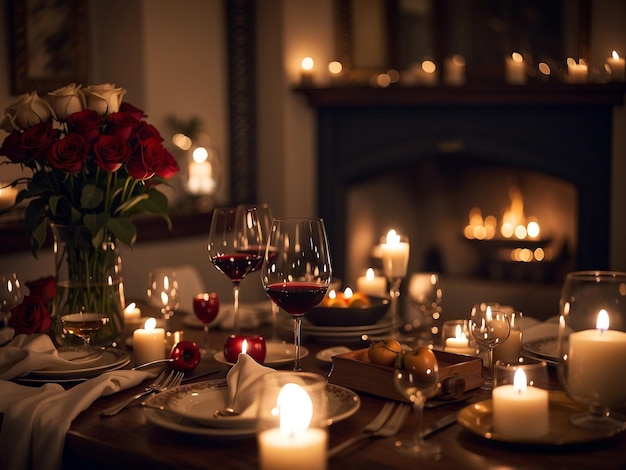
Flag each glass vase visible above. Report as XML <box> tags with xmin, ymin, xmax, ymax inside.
<box><xmin>50</xmin><ymin>224</ymin><xmax>125</xmax><ymax>347</ymax></box>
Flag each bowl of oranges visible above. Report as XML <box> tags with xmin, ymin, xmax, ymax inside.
<box><xmin>307</xmin><ymin>288</ymin><xmax>390</xmax><ymax>327</ymax></box>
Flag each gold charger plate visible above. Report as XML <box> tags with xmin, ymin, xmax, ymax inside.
<box><xmin>458</xmin><ymin>390</ymin><xmax>625</xmax><ymax>445</ymax></box>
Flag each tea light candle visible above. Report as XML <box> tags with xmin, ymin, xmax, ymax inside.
<box><xmin>445</xmin><ymin>325</ymin><xmax>474</xmax><ymax>355</ymax></box>
<box><xmin>356</xmin><ymin>268</ymin><xmax>387</xmax><ymax>298</ymax></box>
<box><xmin>568</xmin><ymin>58</ymin><xmax>588</xmax><ymax>83</ymax></box>
<box><xmin>606</xmin><ymin>50</ymin><xmax>625</xmax><ymax>81</ymax></box>
<box><xmin>133</xmin><ymin>318</ymin><xmax>165</xmax><ymax>365</ymax></box>
<box><xmin>381</xmin><ymin>230</ymin><xmax>410</xmax><ymax>279</ymax></box>
<box><xmin>492</xmin><ymin>368</ymin><xmax>549</xmax><ymax>439</ymax></box>
<box><xmin>567</xmin><ymin>309</ymin><xmax>626</xmax><ymax>404</ymax></box>
<box><xmin>124</xmin><ymin>302</ymin><xmax>141</xmax><ymax>321</ymax></box>
<box><xmin>505</xmin><ymin>52</ymin><xmax>526</xmax><ymax>84</ymax></box>
<box><xmin>258</xmin><ymin>383</ymin><xmax>327</xmax><ymax>470</ymax></box>
<box><xmin>443</xmin><ymin>55</ymin><xmax>466</xmax><ymax>86</ymax></box>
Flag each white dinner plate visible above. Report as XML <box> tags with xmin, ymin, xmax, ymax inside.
<box><xmin>278</xmin><ymin>316</ymin><xmax>395</xmax><ymax>342</ymax></box>
<box><xmin>521</xmin><ymin>336</ymin><xmax>560</xmax><ymax>365</ymax></box>
<box><xmin>143</xmin><ymin>379</ymin><xmax>360</xmax><ymax>438</ymax></box>
<box><xmin>26</xmin><ymin>347</ymin><xmax>130</xmax><ymax>379</ymax></box>
<box><xmin>316</xmin><ymin>346</ymin><xmax>352</xmax><ymax>363</ymax></box>
<box><xmin>213</xmin><ymin>342</ymin><xmax>309</xmax><ymax>367</ymax></box>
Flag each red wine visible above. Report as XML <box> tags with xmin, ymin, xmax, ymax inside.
<box><xmin>210</xmin><ymin>253</ymin><xmax>261</xmax><ymax>282</ymax></box>
<box><xmin>193</xmin><ymin>294</ymin><xmax>219</xmax><ymax>323</ymax></box>
<box><xmin>265</xmin><ymin>282</ymin><xmax>327</xmax><ymax>317</ymax></box>
<box><xmin>236</xmin><ymin>246</ymin><xmax>266</xmax><ymax>272</ymax></box>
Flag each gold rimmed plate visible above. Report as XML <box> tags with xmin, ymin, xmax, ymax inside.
<box><xmin>458</xmin><ymin>390</ymin><xmax>626</xmax><ymax>445</ymax></box>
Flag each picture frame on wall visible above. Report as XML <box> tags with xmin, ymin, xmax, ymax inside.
<box><xmin>8</xmin><ymin>0</ymin><xmax>88</xmax><ymax>95</ymax></box>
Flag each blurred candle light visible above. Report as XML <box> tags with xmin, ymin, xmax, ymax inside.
<box><xmin>567</xmin><ymin>58</ymin><xmax>588</xmax><ymax>83</ymax></box>
<box><xmin>606</xmin><ymin>50</ymin><xmax>625</xmax><ymax>81</ymax></box>
<box><xmin>300</xmin><ymin>57</ymin><xmax>315</xmax><ymax>86</ymax></box>
<box><xmin>505</xmin><ymin>52</ymin><xmax>526</xmax><ymax>84</ymax></box>
<box><xmin>444</xmin><ymin>55</ymin><xmax>466</xmax><ymax>86</ymax></box>
<box><xmin>357</xmin><ymin>268</ymin><xmax>387</xmax><ymax>298</ymax></box>
<box><xmin>188</xmin><ymin>146</ymin><xmax>218</xmax><ymax>196</ymax></box>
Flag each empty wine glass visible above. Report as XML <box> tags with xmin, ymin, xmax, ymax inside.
<box><xmin>557</xmin><ymin>271</ymin><xmax>626</xmax><ymax>431</ymax></box>
<box><xmin>147</xmin><ymin>270</ymin><xmax>180</xmax><ymax>333</ymax></box>
<box><xmin>60</xmin><ymin>312</ymin><xmax>109</xmax><ymax>349</ymax></box>
<box><xmin>405</xmin><ymin>272</ymin><xmax>443</xmax><ymax>344</ymax></box>
<box><xmin>208</xmin><ymin>206</ymin><xmax>263</xmax><ymax>335</ymax></box>
<box><xmin>469</xmin><ymin>304</ymin><xmax>511</xmax><ymax>390</ymax></box>
<box><xmin>262</xmin><ymin>218</ymin><xmax>332</xmax><ymax>371</ymax></box>
<box><xmin>0</xmin><ymin>272</ymin><xmax>23</xmax><ymax>328</ymax></box>
<box><xmin>192</xmin><ymin>292</ymin><xmax>220</xmax><ymax>355</ymax></box>
<box><xmin>393</xmin><ymin>352</ymin><xmax>442</xmax><ymax>457</ymax></box>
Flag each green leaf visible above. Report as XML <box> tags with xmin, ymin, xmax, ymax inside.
<box><xmin>115</xmin><ymin>194</ymin><xmax>149</xmax><ymax>215</ymax></box>
<box><xmin>83</xmin><ymin>212</ymin><xmax>109</xmax><ymax>237</ymax></box>
<box><xmin>81</xmin><ymin>184</ymin><xmax>104</xmax><ymax>209</ymax></box>
<box><xmin>30</xmin><ymin>219</ymin><xmax>48</xmax><ymax>257</ymax></box>
<box><xmin>106</xmin><ymin>217</ymin><xmax>137</xmax><ymax>247</ymax></box>
<box><xmin>24</xmin><ymin>198</ymin><xmax>48</xmax><ymax>234</ymax></box>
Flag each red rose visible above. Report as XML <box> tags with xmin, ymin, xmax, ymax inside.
<box><xmin>67</xmin><ymin>110</ymin><xmax>103</xmax><ymax>143</ymax></box>
<box><xmin>0</xmin><ymin>131</ymin><xmax>30</xmax><ymax>162</ymax></box>
<box><xmin>48</xmin><ymin>133</ymin><xmax>89</xmax><ymax>173</ymax></box>
<box><xmin>25</xmin><ymin>276</ymin><xmax>56</xmax><ymax>304</ymax></box>
<box><xmin>20</xmin><ymin>122</ymin><xmax>58</xmax><ymax>161</ymax></box>
<box><xmin>8</xmin><ymin>295</ymin><xmax>52</xmax><ymax>335</ymax></box>
<box><xmin>106</xmin><ymin>112</ymin><xmax>139</xmax><ymax>140</ymax></box>
<box><xmin>155</xmin><ymin>147</ymin><xmax>179</xmax><ymax>179</ymax></box>
<box><xmin>119</xmin><ymin>102</ymin><xmax>146</xmax><ymax>120</ymax></box>
<box><xmin>126</xmin><ymin>137</ymin><xmax>165</xmax><ymax>179</ymax></box>
<box><xmin>93</xmin><ymin>134</ymin><xmax>131</xmax><ymax>171</ymax></box>
<box><xmin>132</xmin><ymin>121</ymin><xmax>164</xmax><ymax>143</ymax></box>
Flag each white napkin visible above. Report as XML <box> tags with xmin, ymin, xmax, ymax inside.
<box><xmin>225</xmin><ymin>353</ymin><xmax>275</xmax><ymax>416</ymax></box>
<box><xmin>214</xmin><ymin>301</ymin><xmax>273</xmax><ymax>330</ymax></box>
<box><xmin>0</xmin><ymin>369</ymin><xmax>154</xmax><ymax>470</ymax></box>
<box><xmin>0</xmin><ymin>333</ymin><xmax>94</xmax><ymax>380</ymax></box>
<box><xmin>0</xmin><ymin>328</ymin><xmax>14</xmax><ymax>346</ymax></box>
<box><xmin>522</xmin><ymin>316</ymin><xmax>560</xmax><ymax>343</ymax></box>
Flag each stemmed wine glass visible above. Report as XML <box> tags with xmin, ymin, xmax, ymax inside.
<box><xmin>208</xmin><ymin>207</ymin><xmax>263</xmax><ymax>336</ymax></box>
<box><xmin>60</xmin><ymin>312</ymin><xmax>109</xmax><ymax>349</ymax></box>
<box><xmin>406</xmin><ymin>272</ymin><xmax>443</xmax><ymax>344</ymax></box>
<box><xmin>192</xmin><ymin>292</ymin><xmax>220</xmax><ymax>355</ymax></box>
<box><xmin>393</xmin><ymin>353</ymin><xmax>442</xmax><ymax>457</ymax></box>
<box><xmin>0</xmin><ymin>272</ymin><xmax>23</xmax><ymax>329</ymax></box>
<box><xmin>261</xmin><ymin>218</ymin><xmax>332</xmax><ymax>371</ymax></box>
<box><xmin>557</xmin><ymin>271</ymin><xmax>626</xmax><ymax>431</ymax></box>
<box><xmin>469</xmin><ymin>304</ymin><xmax>511</xmax><ymax>390</ymax></box>
<box><xmin>146</xmin><ymin>270</ymin><xmax>180</xmax><ymax>333</ymax></box>
<box><xmin>237</xmin><ymin>203</ymin><xmax>281</xmax><ymax>342</ymax></box>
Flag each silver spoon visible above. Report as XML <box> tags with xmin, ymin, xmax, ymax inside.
<box><xmin>132</xmin><ymin>358</ymin><xmax>174</xmax><ymax>370</ymax></box>
<box><xmin>214</xmin><ymin>386</ymin><xmax>241</xmax><ymax>417</ymax></box>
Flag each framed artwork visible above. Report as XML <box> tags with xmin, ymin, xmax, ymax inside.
<box><xmin>8</xmin><ymin>0</ymin><xmax>88</xmax><ymax>95</ymax></box>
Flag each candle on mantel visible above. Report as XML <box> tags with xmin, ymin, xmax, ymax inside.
<box><xmin>492</xmin><ymin>368</ymin><xmax>549</xmax><ymax>439</ymax></box>
<box><xmin>567</xmin><ymin>309</ymin><xmax>626</xmax><ymax>405</ymax></box>
<box><xmin>300</xmin><ymin>56</ymin><xmax>315</xmax><ymax>87</ymax></box>
<box><xmin>187</xmin><ymin>146</ymin><xmax>217</xmax><ymax>195</ymax></box>
<box><xmin>124</xmin><ymin>302</ymin><xmax>141</xmax><ymax>321</ymax></box>
<box><xmin>258</xmin><ymin>383</ymin><xmax>327</xmax><ymax>470</ymax></box>
<box><xmin>505</xmin><ymin>52</ymin><xmax>526</xmax><ymax>84</ymax></box>
<box><xmin>606</xmin><ymin>50</ymin><xmax>625</xmax><ymax>82</ymax></box>
<box><xmin>356</xmin><ymin>268</ymin><xmax>387</xmax><ymax>298</ymax></box>
<box><xmin>328</xmin><ymin>60</ymin><xmax>343</xmax><ymax>83</ymax></box>
<box><xmin>381</xmin><ymin>230</ymin><xmax>410</xmax><ymax>280</ymax></box>
<box><xmin>443</xmin><ymin>55</ymin><xmax>466</xmax><ymax>86</ymax></box>
<box><xmin>133</xmin><ymin>318</ymin><xmax>165</xmax><ymax>366</ymax></box>
<box><xmin>444</xmin><ymin>324</ymin><xmax>475</xmax><ymax>355</ymax></box>
<box><xmin>567</xmin><ymin>58</ymin><xmax>588</xmax><ymax>83</ymax></box>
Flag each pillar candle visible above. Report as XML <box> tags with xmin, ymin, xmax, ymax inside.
<box><xmin>505</xmin><ymin>53</ymin><xmax>526</xmax><ymax>84</ymax></box>
<box><xmin>444</xmin><ymin>55</ymin><xmax>466</xmax><ymax>86</ymax></box>
<box><xmin>381</xmin><ymin>230</ymin><xmax>410</xmax><ymax>279</ymax></box>
<box><xmin>124</xmin><ymin>302</ymin><xmax>141</xmax><ymax>321</ymax></box>
<box><xmin>606</xmin><ymin>51</ymin><xmax>625</xmax><ymax>82</ymax></box>
<box><xmin>492</xmin><ymin>369</ymin><xmax>549</xmax><ymax>439</ymax></box>
<box><xmin>133</xmin><ymin>318</ymin><xmax>165</xmax><ymax>366</ymax></box>
<box><xmin>258</xmin><ymin>428</ymin><xmax>327</xmax><ymax>470</ymax></box>
<box><xmin>356</xmin><ymin>268</ymin><xmax>387</xmax><ymax>298</ymax></box>
<box><xmin>568</xmin><ymin>59</ymin><xmax>588</xmax><ymax>83</ymax></box>
<box><xmin>567</xmin><ymin>310</ymin><xmax>626</xmax><ymax>406</ymax></box>
<box><xmin>300</xmin><ymin>57</ymin><xmax>315</xmax><ymax>87</ymax></box>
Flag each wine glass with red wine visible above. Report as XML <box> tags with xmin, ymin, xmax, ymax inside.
<box><xmin>192</xmin><ymin>292</ymin><xmax>220</xmax><ymax>355</ymax></box>
<box><xmin>261</xmin><ymin>218</ymin><xmax>332</xmax><ymax>371</ymax></box>
<box><xmin>207</xmin><ymin>207</ymin><xmax>263</xmax><ymax>335</ymax></box>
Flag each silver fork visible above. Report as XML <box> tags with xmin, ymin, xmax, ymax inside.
<box><xmin>99</xmin><ymin>370</ymin><xmax>184</xmax><ymax>417</ymax></box>
<box><xmin>328</xmin><ymin>402</ymin><xmax>410</xmax><ymax>458</ymax></box>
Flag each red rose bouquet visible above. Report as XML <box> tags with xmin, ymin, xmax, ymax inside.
<box><xmin>0</xmin><ymin>82</ymin><xmax>179</xmax><ymax>254</ymax></box>
<box><xmin>8</xmin><ymin>276</ymin><xmax>55</xmax><ymax>336</ymax></box>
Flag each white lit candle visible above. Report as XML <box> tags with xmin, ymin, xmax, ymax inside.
<box><xmin>444</xmin><ymin>325</ymin><xmax>475</xmax><ymax>355</ymax></box>
<box><xmin>187</xmin><ymin>147</ymin><xmax>217</xmax><ymax>195</ymax></box>
<box><xmin>606</xmin><ymin>50</ymin><xmax>625</xmax><ymax>82</ymax></box>
<box><xmin>567</xmin><ymin>310</ymin><xmax>626</xmax><ymax>406</ymax></box>
<box><xmin>443</xmin><ymin>55</ymin><xmax>466</xmax><ymax>86</ymax></box>
<box><xmin>300</xmin><ymin>57</ymin><xmax>315</xmax><ymax>87</ymax></box>
<box><xmin>356</xmin><ymin>268</ymin><xmax>387</xmax><ymax>298</ymax></box>
<box><xmin>505</xmin><ymin>52</ymin><xmax>526</xmax><ymax>84</ymax></box>
<box><xmin>258</xmin><ymin>383</ymin><xmax>327</xmax><ymax>470</ymax></box>
<box><xmin>568</xmin><ymin>58</ymin><xmax>588</xmax><ymax>83</ymax></box>
<box><xmin>493</xmin><ymin>311</ymin><xmax>522</xmax><ymax>363</ymax></box>
<box><xmin>124</xmin><ymin>302</ymin><xmax>141</xmax><ymax>321</ymax></box>
<box><xmin>492</xmin><ymin>368</ymin><xmax>549</xmax><ymax>439</ymax></box>
<box><xmin>328</xmin><ymin>61</ymin><xmax>343</xmax><ymax>83</ymax></box>
<box><xmin>133</xmin><ymin>318</ymin><xmax>165</xmax><ymax>366</ymax></box>
<box><xmin>381</xmin><ymin>230</ymin><xmax>410</xmax><ymax>280</ymax></box>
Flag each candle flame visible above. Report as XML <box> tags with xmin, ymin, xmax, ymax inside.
<box><xmin>277</xmin><ymin>383</ymin><xmax>312</xmax><ymax>435</ymax></box>
<box><xmin>366</xmin><ymin>268</ymin><xmax>375</xmax><ymax>281</ymax></box>
<box><xmin>343</xmin><ymin>287</ymin><xmax>353</xmax><ymax>299</ymax></box>
<box><xmin>513</xmin><ymin>368</ymin><xmax>527</xmax><ymax>393</ymax></box>
<box><xmin>511</xmin><ymin>52</ymin><xmax>523</xmax><ymax>63</ymax></box>
<box><xmin>242</xmin><ymin>339</ymin><xmax>248</xmax><ymax>355</ymax></box>
<box><xmin>386</xmin><ymin>229</ymin><xmax>400</xmax><ymax>245</ymax></box>
<box><xmin>596</xmin><ymin>309</ymin><xmax>609</xmax><ymax>332</ymax></box>
<box><xmin>301</xmin><ymin>57</ymin><xmax>314</xmax><ymax>71</ymax></box>
<box><xmin>328</xmin><ymin>289</ymin><xmax>336</xmax><ymax>300</ymax></box>
<box><xmin>144</xmin><ymin>317</ymin><xmax>156</xmax><ymax>331</ymax></box>
<box><xmin>613</xmin><ymin>50</ymin><xmax>620</xmax><ymax>60</ymax></box>
<box><xmin>455</xmin><ymin>324</ymin><xmax>463</xmax><ymax>340</ymax></box>
<box><xmin>125</xmin><ymin>302</ymin><xmax>136</xmax><ymax>313</ymax></box>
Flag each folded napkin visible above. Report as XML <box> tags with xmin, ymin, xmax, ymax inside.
<box><xmin>0</xmin><ymin>328</ymin><xmax>14</xmax><ymax>346</ymax></box>
<box><xmin>522</xmin><ymin>316</ymin><xmax>560</xmax><ymax>343</ymax></box>
<box><xmin>225</xmin><ymin>353</ymin><xmax>275</xmax><ymax>417</ymax></box>
<box><xmin>214</xmin><ymin>301</ymin><xmax>273</xmax><ymax>330</ymax></box>
<box><xmin>0</xmin><ymin>369</ymin><xmax>154</xmax><ymax>470</ymax></box>
<box><xmin>0</xmin><ymin>333</ymin><xmax>96</xmax><ymax>380</ymax></box>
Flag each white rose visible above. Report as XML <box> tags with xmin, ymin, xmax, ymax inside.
<box><xmin>1</xmin><ymin>92</ymin><xmax>54</xmax><ymax>131</ymax></box>
<box><xmin>48</xmin><ymin>83</ymin><xmax>85</xmax><ymax>120</ymax></box>
<box><xmin>82</xmin><ymin>83</ymin><xmax>126</xmax><ymax>115</ymax></box>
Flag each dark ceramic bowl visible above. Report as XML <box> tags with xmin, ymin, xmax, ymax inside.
<box><xmin>306</xmin><ymin>296</ymin><xmax>390</xmax><ymax>327</ymax></box>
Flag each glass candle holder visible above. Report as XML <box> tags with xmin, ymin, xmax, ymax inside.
<box><xmin>257</xmin><ymin>372</ymin><xmax>329</xmax><ymax>470</ymax></box>
<box><xmin>441</xmin><ymin>319</ymin><xmax>476</xmax><ymax>355</ymax></box>
<box><xmin>493</xmin><ymin>358</ymin><xmax>550</xmax><ymax>439</ymax></box>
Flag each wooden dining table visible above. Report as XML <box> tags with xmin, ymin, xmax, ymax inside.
<box><xmin>60</xmin><ymin>310</ymin><xmax>626</xmax><ymax>470</ymax></box>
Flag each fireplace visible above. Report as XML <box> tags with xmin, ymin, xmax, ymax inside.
<box><xmin>298</xmin><ymin>83</ymin><xmax>624</xmax><ymax>317</ymax></box>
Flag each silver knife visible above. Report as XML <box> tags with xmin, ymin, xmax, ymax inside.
<box><xmin>421</xmin><ymin>411</ymin><xmax>458</xmax><ymax>439</ymax></box>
